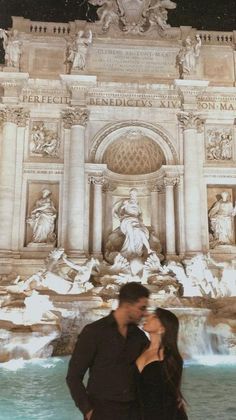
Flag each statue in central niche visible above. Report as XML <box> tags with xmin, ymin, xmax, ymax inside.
<box><xmin>114</xmin><ymin>188</ymin><xmax>153</xmax><ymax>258</ymax></box>
<box><xmin>105</xmin><ymin>188</ymin><xmax>162</xmax><ymax>263</ymax></box>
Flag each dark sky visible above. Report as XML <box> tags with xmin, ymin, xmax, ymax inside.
<box><xmin>0</xmin><ymin>0</ymin><xmax>235</xmax><ymax>31</ymax></box>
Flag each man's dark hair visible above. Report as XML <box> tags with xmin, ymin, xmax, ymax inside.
<box><xmin>118</xmin><ymin>282</ymin><xmax>150</xmax><ymax>305</ymax></box>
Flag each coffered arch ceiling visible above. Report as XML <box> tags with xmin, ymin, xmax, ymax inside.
<box><xmin>90</xmin><ymin>121</ymin><xmax>179</xmax><ymax>171</ymax></box>
<box><xmin>102</xmin><ymin>129</ymin><xmax>165</xmax><ymax>175</ymax></box>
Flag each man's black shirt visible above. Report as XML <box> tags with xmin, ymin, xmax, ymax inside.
<box><xmin>66</xmin><ymin>312</ymin><xmax>149</xmax><ymax>415</ymax></box>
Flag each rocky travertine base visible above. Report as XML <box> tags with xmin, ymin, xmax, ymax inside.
<box><xmin>1</xmin><ymin>286</ymin><xmax>236</xmax><ymax>362</ymax></box>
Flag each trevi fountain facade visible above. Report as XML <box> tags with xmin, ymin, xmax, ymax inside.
<box><xmin>0</xmin><ymin>0</ymin><xmax>236</xmax><ymax>363</ymax></box>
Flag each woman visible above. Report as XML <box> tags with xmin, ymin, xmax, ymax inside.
<box><xmin>136</xmin><ymin>308</ymin><xmax>188</xmax><ymax>420</ymax></box>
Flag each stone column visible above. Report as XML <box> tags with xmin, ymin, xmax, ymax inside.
<box><xmin>176</xmin><ymin>175</ymin><xmax>185</xmax><ymax>255</ymax></box>
<box><xmin>178</xmin><ymin>112</ymin><xmax>204</xmax><ymax>253</ymax></box>
<box><xmin>164</xmin><ymin>177</ymin><xmax>176</xmax><ymax>256</ymax></box>
<box><xmin>103</xmin><ymin>181</ymin><xmax>115</xmax><ymax>240</ymax></box>
<box><xmin>150</xmin><ymin>183</ymin><xmax>159</xmax><ymax>235</ymax></box>
<box><xmin>12</xmin><ymin>112</ymin><xmax>30</xmax><ymax>251</ymax></box>
<box><xmin>62</xmin><ymin>107</ymin><xmax>89</xmax><ymax>253</ymax></box>
<box><xmin>0</xmin><ymin>107</ymin><xmax>29</xmax><ymax>252</ymax></box>
<box><xmin>89</xmin><ymin>176</ymin><xmax>104</xmax><ymax>256</ymax></box>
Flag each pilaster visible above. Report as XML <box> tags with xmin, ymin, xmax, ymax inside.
<box><xmin>88</xmin><ymin>175</ymin><xmax>104</xmax><ymax>257</ymax></box>
<box><xmin>0</xmin><ymin>107</ymin><xmax>29</xmax><ymax>253</ymax></box>
<box><xmin>62</xmin><ymin>106</ymin><xmax>89</xmax><ymax>254</ymax></box>
<box><xmin>164</xmin><ymin>177</ymin><xmax>177</xmax><ymax>257</ymax></box>
<box><xmin>177</xmin><ymin>111</ymin><xmax>205</xmax><ymax>253</ymax></box>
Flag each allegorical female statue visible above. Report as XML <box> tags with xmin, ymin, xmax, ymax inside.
<box><xmin>66</xmin><ymin>29</ymin><xmax>92</xmax><ymax>72</ymax></box>
<box><xmin>27</xmin><ymin>189</ymin><xmax>57</xmax><ymax>245</ymax></box>
<box><xmin>176</xmin><ymin>34</ymin><xmax>201</xmax><ymax>78</ymax></box>
<box><xmin>208</xmin><ymin>191</ymin><xmax>236</xmax><ymax>247</ymax></box>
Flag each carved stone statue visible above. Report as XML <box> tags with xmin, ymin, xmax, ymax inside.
<box><xmin>0</xmin><ymin>28</ymin><xmax>8</xmax><ymax>51</ymax></box>
<box><xmin>27</xmin><ymin>189</ymin><xmax>57</xmax><ymax>245</ymax></box>
<box><xmin>30</xmin><ymin>122</ymin><xmax>60</xmax><ymax>158</ymax></box>
<box><xmin>113</xmin><ymin>188</ymin><xmax>153</xmax><ymax>259</ymax></box>
<box><xmin>7</xmin><ymin>248</ymin><xmax>99</xmax><ymax>295</ymax></box>
<box><xmin>92</xmin><ymin>0</ymin><xmax>119</xmax><ymax>32</ymax></box>
<box><xmin>66</xmin><ymin>29</ymin><xmax>92</xmax><ymax>72</ymax></box>
<box><xmin>89</xmin><ymin>0</ymin><xmax>176</xmax><ymax>34</ymax></box>
<box><xmin>208</xmin><ymin>191</ymin><xmax>236</xmax><ymax>247</ymax></box>
<box><xmin>144</xmin><ymin>0</ymin><xmax>176</xmax><ymax>31</ymax></box>
<box><xmin>3</xmin><ymin>29</ymin><xmax>22</xmax><ymax>69</ymax></box>
<box><xmin>176</xmin><ymin>34</ymin><xmax>201</xmax><ymax>79</ymax></box>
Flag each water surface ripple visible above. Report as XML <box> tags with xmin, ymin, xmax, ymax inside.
<box><xmin>0</xmin><ymin>357</ymin><xmax>236</xmax><ymax>420</ymax></box>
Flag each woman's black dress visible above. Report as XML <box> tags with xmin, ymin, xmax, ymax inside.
<box><xmin>137</xmin><ymin>360</ymin><xmax>188</xmax><ymax>420</ymax></box>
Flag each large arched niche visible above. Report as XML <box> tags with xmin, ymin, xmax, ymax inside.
<box><xmin>89</xmin><ymin>121</ymin><xmax>178</xmax><ymax>166</ymax></box>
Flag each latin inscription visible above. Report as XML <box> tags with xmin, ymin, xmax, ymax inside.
<box><xmin>198</xmin><ymin>101</ymin><xmax>236</xmax><ymax>111</ymax></box>
<box><xmin>88</xmin><ymin>96</ymin><xmax>181</xmax><ymax>108</ymax></box>
<box><xmin>21</xmin><ymin>95</ymin><xmax>70</xmax><ymax>104</ymax></box>
<box><xmin>24</xmin><ymin>169</ymin><xmax>63</xmax><ymax>174</ymax></box>
<box><xmin>87</xmin><ymin>46</ymin><xmax>178</xmax><ymax>75</ymax></box>
<box><xmin>19</xmin><ymin>92</ymin><xmax>236</xmax><ymax>112</ymax></box>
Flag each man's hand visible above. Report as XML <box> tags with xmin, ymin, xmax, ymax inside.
<box><xmin>85</xmin><ymin>409</ymin><xmax>93</xmax><ymax>420</ymax></box>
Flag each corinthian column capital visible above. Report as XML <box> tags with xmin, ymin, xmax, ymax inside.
<box><xmin>177</xmin><ymin>112</ymin><xmax>205</xmax><ymax>133</ymax></box>
<box><xmin>164</xmin><ymin>177</ymin><xmax>178</xmax><ymax>188</ymax></box>
<box><xmin>88</xmin><ymin>175</ymin><xmax>105</xmax><ymax>186</ymax></box>
<box><xmin>102</xmin><ymin>180</ymin><xmax>116</xmax><ymax>193</ymax></box>
<box><xmin>149</xmin><ymin>181</ymin><xmax>164</xmax><ymax>193</ymax></box>
<box><xmin>17</xmin><ymin>108</ymin><xmax>30</xmax><ymax>127</ymax></box>
<box><xmin>0</xmin><ymin>107</ymin><xmax>30</xmax><ymax>126</ymax></box>
<box><xmin>62</xmin><ymin>106</ymin><xmax>89</xmax><ymax>129</ymax></box>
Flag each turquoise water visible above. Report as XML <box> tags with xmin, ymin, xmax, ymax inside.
<box><xmin>0</xmin><ymin>357</ymin><xmax>236</xmax><ymax>420</ymax></box>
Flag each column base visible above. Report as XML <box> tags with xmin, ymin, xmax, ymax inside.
<box><xmin>66</xmin><ymin>250</ymin><xmax>88</xmax><ymax>259</ymax></box>
<box><xmin>90</xmin><ymin>252</ymin><xmax>104</xmax><ymax>261</ymax></box>
<box><xmin>165</xmin><ymin>254</ymin><xmax>179</xmax><ymax>261</ymax></box>
<box><xmin>184</xmin><ymin>250</ymin><xmax>205</xmax><ymax>258</ymax></box>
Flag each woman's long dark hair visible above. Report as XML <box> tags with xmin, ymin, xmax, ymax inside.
<box><xmin>154</xmin><ymin>307</ymin><xmax>184</xmax><ymax>404</ymax></box>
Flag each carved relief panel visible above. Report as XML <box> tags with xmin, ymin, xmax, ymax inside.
<box><xmin>27</xmin><ymin>119</ymin><xmax>62</xmax><ymax>161</ymax></box>
<box><xmin>205</xmin><ymin>126</ymin><xmax>233</xmax><ymax>162</ymax></box>
<box><xmin>25</xmin><ymin>182</ymin><xmax>59</xmax><ymax>247</ymax></box>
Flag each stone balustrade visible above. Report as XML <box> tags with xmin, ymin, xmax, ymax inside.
<box><xmin>29</xmin><ymin>22</ymin><xmax>71</xmax><ymax>36</ymax></box>
<box><xmin>11</xmin><ymin>16</ymin><xmax>236</xmax><ymax>47</ymax></box>
<box><xmin>197</xmin><ymin>30</ymin><xmax>234</xmax><ymax>45</ymax></box>
<box><xmin>12</xmin><ymin>16</ymin><xmax>72</xmax><ymax>36</ymax></box>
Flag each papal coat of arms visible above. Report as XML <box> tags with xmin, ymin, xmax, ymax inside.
<box><xmin>88</xmin><ymin>0</ymin><xmax>176</xmax><ymax>34</ymax></box>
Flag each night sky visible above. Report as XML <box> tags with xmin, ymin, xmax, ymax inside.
<box><xmin>0</xmin><ymin>0</ymin><xmax>235</xmax><ymax>31</ymax></box>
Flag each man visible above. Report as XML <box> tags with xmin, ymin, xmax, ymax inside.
<box><xmin>66</xmin><ymin>282</ymin><xmax>150</xmax><ymax>420</ymax></box>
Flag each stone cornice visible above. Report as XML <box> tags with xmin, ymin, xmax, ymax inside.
<box><xmin>0</xmin><ymin>73</ymin><xmax>29</xmax><ymax>103</ymax></box>
<box><xmin>174</xmin><ymin>79</ymin><xmax>209</xmax><ymax>111</ymax></box>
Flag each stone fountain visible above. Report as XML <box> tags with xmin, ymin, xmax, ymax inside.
<box><xmin>0</xmin><ymin>246</ymin><xmax>236</xmax><ymax>363</ymax></box>
<box><xmin>1</xmin><ymin>189</ymin><xmax>236</xmax><ymax>362</ymax></box>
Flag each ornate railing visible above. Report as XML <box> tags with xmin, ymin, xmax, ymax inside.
<box><xmin>29</xmin><ymin>22</ymin><xmax>71</xmax><ymax>35</ymax></box>
<box><xmin>12</xmin><ymin>17</ymin><xmax>72</xmax><ymax>36</ymax></box>
<box><xmin>197</xmin><ymin>31</ymin><xmax>234</xmax><ymax>45</ymax></box>
<box><xmin>11</xmin><ymin>17</ymin><xmax>235</xmax><ymax>45</ymax></box>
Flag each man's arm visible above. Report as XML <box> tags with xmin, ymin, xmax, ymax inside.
<box><xmin>66</xmin><ymin>324</ymin><xmax>97</xmax><ymax>416</ymax></box>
